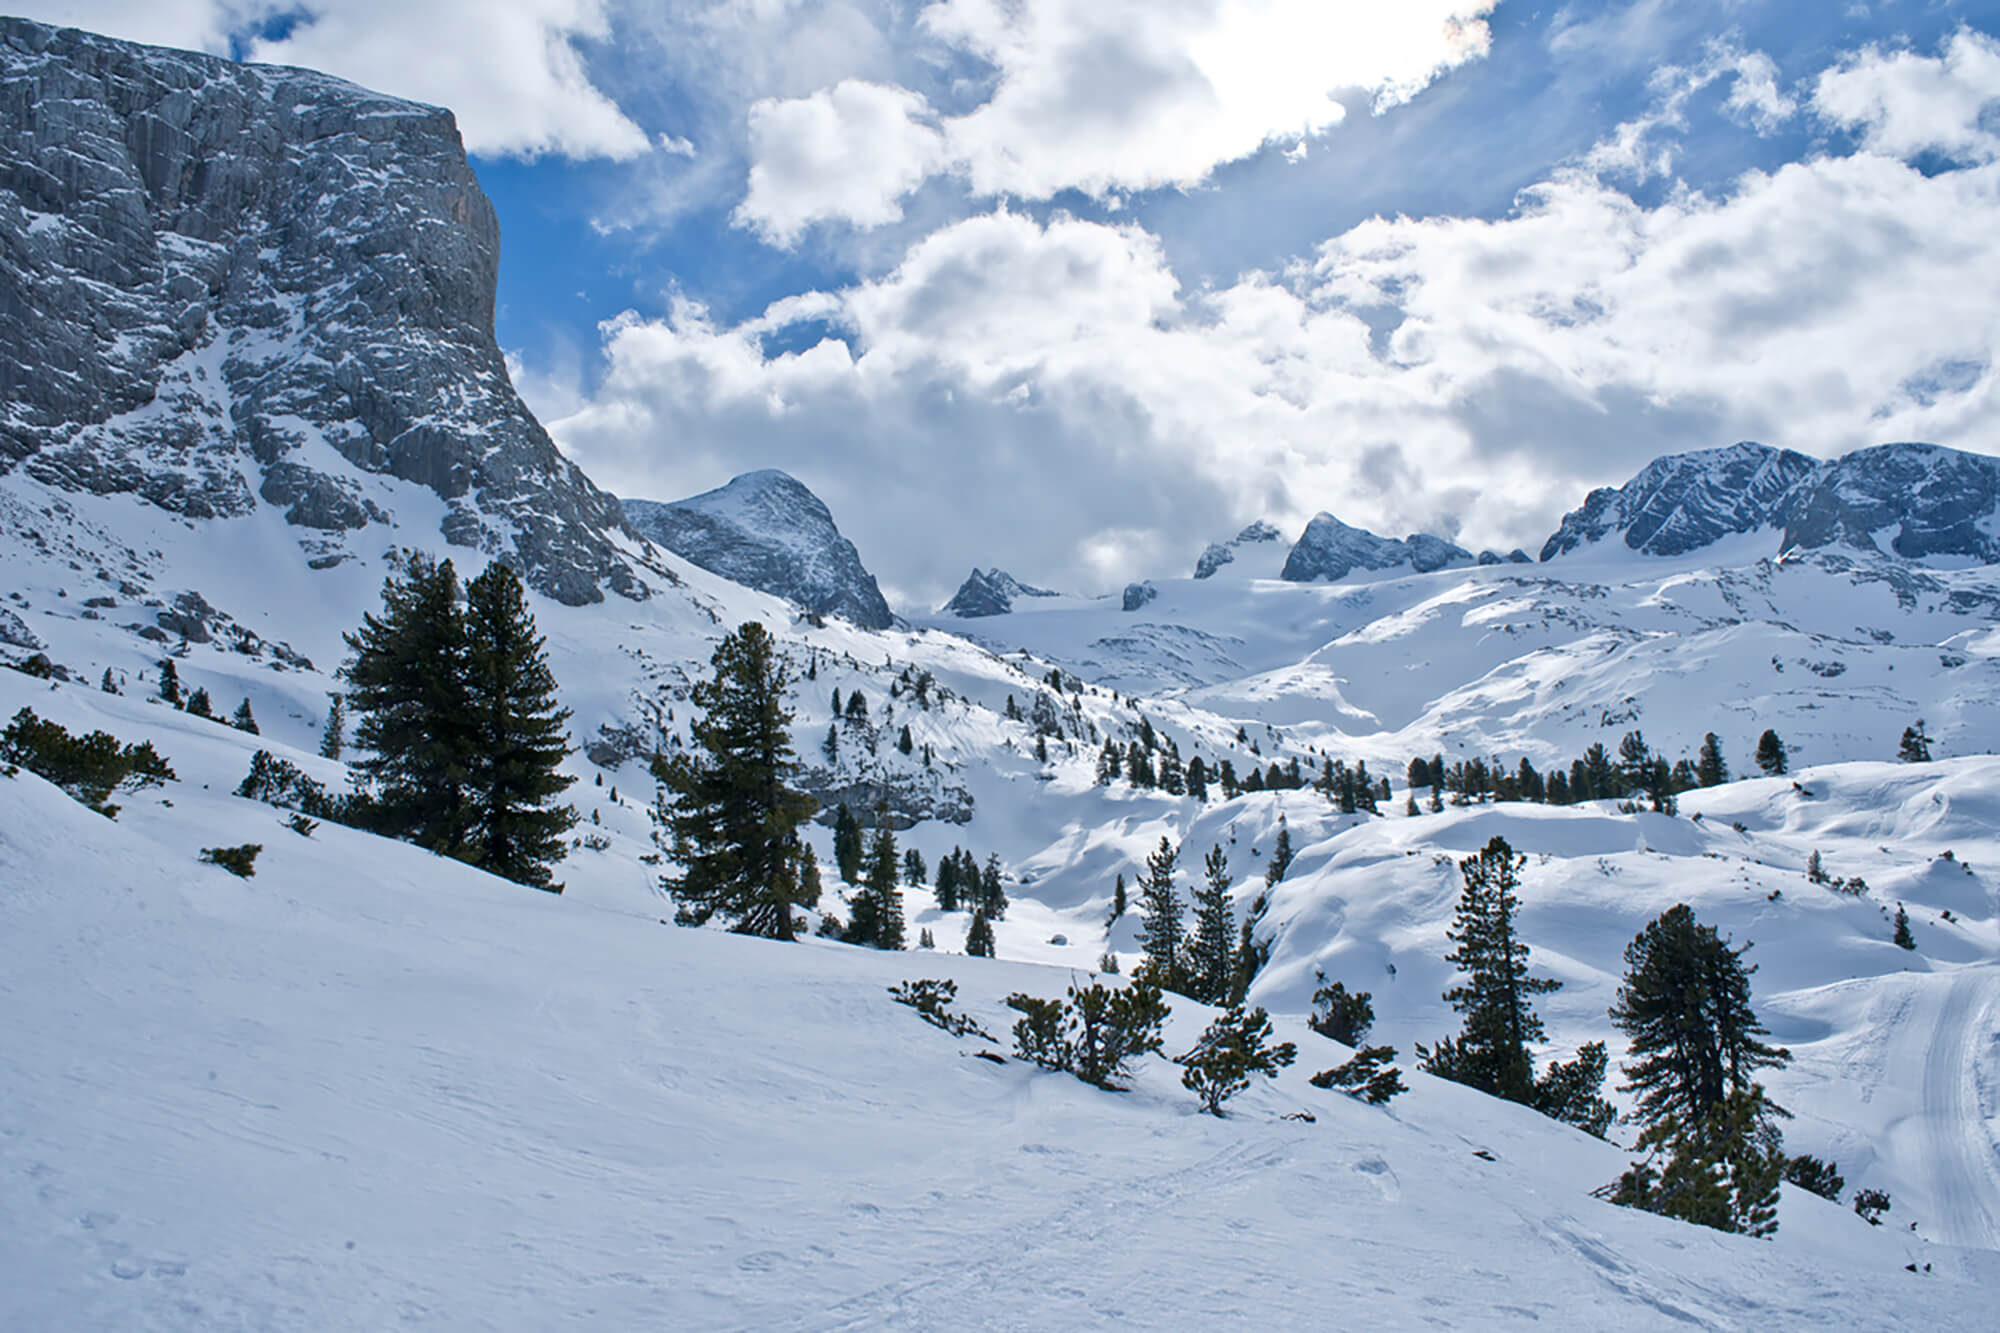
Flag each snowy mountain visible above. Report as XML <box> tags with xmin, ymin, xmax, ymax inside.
<box><xmin>1193</xmin><ymin>519</ymin><xmax>1286</xmax><ymax>579</ymax></box>
<box><xmin>1281</xmin><ymin>512</ymin><xmax>1474</xmax><ymax>582</ymax></box>
<box><xmin>0</xmin><ymin>17</ymin><xmax>647</xmax><ymax>606</ymax></box>
<box><xmin>1540</xmin><ymin>443</ymin><xmax>1819</xmax><ymax>561</ymax></box>
<box><xmin>940</xmin><ymin>567</ymin><xmax>1062</xmax><ymax>618</ymax></box>
<box><xmin>623</xmin><ymin>470</ymin><xmax>893</xmax><ymax>629</ymax></box>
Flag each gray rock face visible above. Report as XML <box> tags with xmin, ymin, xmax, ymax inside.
<box><xmin>1781</xmin><ymin>443</ymin><xmax>2000</xmax><ymax>563</ymax></box>
<box><xmin>941</xmin><ymin>567</ymin><xmax>1059</xmax><ymax>618</ymax></box>
<box><xmin>1121</xmin><ymin>581</ymin><xmax>1158</xmax><ymax>612</ymax></box>
<box><xmin>623</xmin><ymin>471</ymin><xmax>892</xmax><ymax>628</ymax></box>
<box><xmin>1539</xmin><ymin>443</ymin><xmax>1817</xmax><ymax>562</ymax></box>
<box><xmin>1193</xmin><ymin>519</ymin><xmax>1284</xmax><ymax>579</ymax></box>
<box><xmin>1280</xmin><ymin>513</ymin><xmax>1472</xmax><ymax>583</ymax></box>
<box><xmin>0</xmin><ymin>19</ymin><xmax>645</xmax><ymax>605</ymax></box>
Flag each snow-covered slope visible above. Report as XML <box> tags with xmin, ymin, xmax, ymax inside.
<box><xmin>4</xmin><ymin>675</ymin><xmax>1994</xmax><ymax>1329</ymax></box>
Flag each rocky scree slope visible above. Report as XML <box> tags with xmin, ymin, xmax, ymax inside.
<box><xmin>0</xmin><ymin>18</ymin><xmax>645</xmax><ymax>605</ymax></box>
<box><xmin>622</xmin><ymin>470</ymin><xmax>892</xmax><ymax>628</ymax></box>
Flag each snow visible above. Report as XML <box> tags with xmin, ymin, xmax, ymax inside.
<box><xmin>4</xmin><ymin>672</ymin><xmax>1996</xmax><ymax>1329</ymax></box>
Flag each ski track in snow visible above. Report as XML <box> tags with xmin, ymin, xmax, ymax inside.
<box><xmin>1920</xmin><ymin>970</ymin><xmax>2000</xmax><ymax>1248</ymax></box>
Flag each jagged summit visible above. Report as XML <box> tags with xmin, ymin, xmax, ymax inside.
<box><xmin>623</xmin><ymin>470</ymin><xmax>893</xmax><ymax>628</ymax></box>
<box><xmin>941</xmin><ymin>567</ymin><xmax>1060</xmax><ymax>618</ymax></box>
<box><xmin>1280</xmin><ymin>513</ymin><xmax>1473</xmax><ymax>583</ymax></box>
<box><xmin>1541</xmin><ymin>440</ymin><xmax>2000</xmax><ymax>566</ymax></box>
<box><xmin>0</xmin><ymin>18</ymin><xmax>645</xmax><ymax>605</ymax></box>
<box><xmin>1193</xmin><ymin>520</ymin><xmax>1285</xmax><ymax>579</ymax></box>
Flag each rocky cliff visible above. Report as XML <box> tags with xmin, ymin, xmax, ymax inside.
<box><xmin>940</xmin><ymin>568</ymin><xmax>1060</xmax><ymax>618</ymax></box>
<box><xmin>0</xmin><ymin>18</ymin><xmax>644</xmax><ymax>605</ymax></box>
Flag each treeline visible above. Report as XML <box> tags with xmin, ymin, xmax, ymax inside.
<box><xmin>1403</xmin><ymin>728</ymin><xmax>1794</xmax><ymax>815</ymax></box>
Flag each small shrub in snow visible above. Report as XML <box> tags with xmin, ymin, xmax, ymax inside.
<box><xmin>1177</xmin><ymin>1005</ymin><xmax>1296</xmax><ymax>1116</ymax></box>
<box><xmin>0</xmin><ymin>707</ymin><xmax>175</xmax><ymax>817</ymax></box>
<box><xmin>235</xmin><ymin>750</ymin><xmax>338</xmax><ymax>819</ymax></box>
<box><xmin>285</xmin><ymin>812</ymin><xmax>319</xmax><ymax>838</ymax></box>
<box><xmin>1784</xmin><ymin>1155</ymin><xmax>1844</xmax><ymax>1202</ymax></box>
<box><xmin>1306</xmin><ymin>975</ymin><xmax>1374</xmax><ymax>1046</ymax></box>
<box><xmin>1004</xmin><ymin>978</ymin><xmax>1169</xmax><ymax>1089</ymax></box>
<box><xmin>1309</xmin><ymin>1045</ymin><xmax>1406</xmax><ymax>1105</ymax></box>
<box><xmin>1853</xmin><ymin>1187</ymin><xmax>1891</xmax><ymax>1226</ymax></box>
<box><xmin>889</xmin><ymin>978</ymin><xmax>991</xmax><ymax>1040</ymax></box>
<box><xmin>200</xmin><ymin>843</ymin><xmax>262</xmax><ymax>878</ymax></box>
<box><xmin>1006</xmin><ymin>993</ymin><xmax>1070</xmax><ymax>1070</ymax></box>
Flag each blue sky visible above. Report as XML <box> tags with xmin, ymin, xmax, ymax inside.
<box><xmin>24</xmin><ymin>1</ymin><xmax>2000</xmax><ymax>609</ymax></box>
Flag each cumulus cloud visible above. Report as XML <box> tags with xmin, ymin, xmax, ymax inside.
<box><xmin>15</xmin><ymin>0</ymin><xmax>650</xmax><ymax>160</ymax></box>
<box><xmin>732</xmin><ymin>0</ymin><xmax>1497</xmax><ymax>244</ymax></box>
<box><xmin>1814</xmin><ymin>28</ymin><xmax>2000</xmax><ymax>163</ymax></box>
<box><xmin>556</xmin><ymin>31</ymin><xmax>2000</xmax><ymax>608</ymax></box>
<box><xmin>1583</xmin><ymin>38</ymin><xmax>1798</xmax><ymax>181</ymax></box>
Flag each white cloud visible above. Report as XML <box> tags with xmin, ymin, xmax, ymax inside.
<box><xmin>735</xmin><ymin>81</ymin><xmax>949</xmax><ymax>244</ymax></box>
<box><xmin>1583</xmin><ymin>38</ymin><xmax>1798</xmax><ymax>181</ymax></box>
<box><xmin>1813</xmin><ymin>28</ymin><xmax>2000</xmax><ymax>163</ymax></box>
<box><xmin>13</xmin><ymin>0</ymin><xmax>651</xmax><ymax>161</ymax></box>
<box><xmin>732</xmin><ymin>0</ymin><xmax>1497</xmax><ymax>245</ymax></box>
<box><xmin>556</xmin><ymin>38</ymin><xmax>2000</xmax><ymax>607</ymax></box>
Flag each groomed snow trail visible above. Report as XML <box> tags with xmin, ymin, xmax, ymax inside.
<box><xmin>1921</xmin><ymin>970</ymin><xmax>2000</xmax><ymax>1249</ymax></box>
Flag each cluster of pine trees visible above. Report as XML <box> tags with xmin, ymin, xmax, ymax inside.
<box><xmin>1094</xmin><ymin>717</ymin><xmax>1390</xmax><ymax>811</ymax></box>
<box><xmin>1403</xmin><ymin>728</ymin><xmax>1790</xmax><ymax>815</ymax></box>
<box><xmin>1126</xmin><ymin>820</ymin><xmax>1293</xmax><ymax>1005</ymax></box>
<box><xmin>152</xmin><ymin>657</ymin><xmax>261</xmax><ymax>736</ymax></box>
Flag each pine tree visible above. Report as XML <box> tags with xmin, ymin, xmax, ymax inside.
<box><xmin>1176</xmin><ymin>1006</ymin><xmax>1296</xmax><ymax>1115</ymax></box>
<box><xmin>833</xmin><ymin>803</ymin><xmax>864</xmax><ymax>883</ymax></box>
<box><xmin>232</xmin><ymin>698</ymin><xmax>259</xmax><ymax>735</ymax></box>
<box><xmin>844</xmin><ymin>826</ymin><xmax>905</xmax><ymax>949</ymax></box>
<box><xmin>652</xmin><ymin>622</ymin><xmax>818</xmax><ymax>939</ymax></box>
<box><xmin>1697</xmin><ymin>732</ymin><xmax>1727</xmax><ymax>787</ymax></box>
<box><xmin>823</xmin><ymin>724</ymin><xmax>839</xmax><ymax>764</ymax></box>
<box><xmin>321</xmin><ymin>693</ymin><xmax>345</xmax><ymax>760</ymax></box>
<box><xmin>1185</xmin><ymin>756</ymin><xmax>1208</xmax><ymax>800</ymax></box>
<box><xmin>1106</xmin><ymin>871</ymin><xmax>1127</xmax><ymax>924</ymax></box>
<box><xmin>1265</xmin><ymin>817</ymin><xmax>1294</xmax><ymax>887</ymax></box>
<box><xmin>903</xmin><ymin>846</ymin><xmax>927</xmax><ymax>886</ymax></box>
<box><xmin>158</xmin><ymin>658</ymin><xmax>181</xmax><ymax>707</ymax></box>
<box><xmin>1583</xmin><ymin>742</ymin><xmax>1616</xmax><ymax>799</ymax></box>
<box><xmin>845</xmin><ymin>690</ymin><xmax>868</xmax><ymax>722</ymax></box>
<box><xmin>965</xmin><ymin>909</ymin><xmax>995</xmax><ymax>957</ymax></box>
<box><xmin>1188</xmin><ymin>845</ymin><xmax>1237</xmax><ymax>1004</ymax></box>
<box><xmin>1755</xmin><ymin>729</ymin><xmax>1788</xmax><ymax>776</ymax></box>
<box><xmin>1898</xmin><ymin>721</ymin><xmax>1932</xmax><ymax>763</ymax></box>
<box><xmin>978</xmin><ymin>853</ymin><xmax>1008</xmax><ymax>919</ymax></box>
<box><xmin>100</xmin><ymin>667</ymin><xmax>118</xmax><ymax>695</ymax></box>
<box><xmin>1136</xmin><ymin>836</ymin><xmax>1185</xmax><ymax>991</ymax></box>
<box><xmin>461</xmin><ymin>563</ymin><xmax>578</xmax><ymax>890</ymax></box>
<box><xmin>898</xmin><ymin>723</ymin><xmax>915</xmax><ymax>755</ymax></box>
<box><xmin>1893</xmin><ymin>904</ymin><xmax>1915</xmax><ymax>950</ymax></box>
<box><xmin>1420</xmin><ymin>836</ymin><xmax>1559</xmax><ymax>1102</ymax></box>
<box><xmin>185</xmin><ymin>686</ymin><xmax>213</xmax><ymax>718</ymax></box>
<box><xmin>1308</xmin><ymin>976</ymin><xmax>1374</xmax><ymax>1046</ymax></box>
<box><xmin>1617</xmin><ymin>731</ymin><xmax>1652</xmax><ymax>796</ymax></box>
<box><xmin>1096</xmin><ymin>739</ymin><xmax>1122</xmax><ymax>784</ymax></box>
<box><xmin>342</xmin><ymin>554</ymin><xmax>474</xmax><ymax>855</ymax></box>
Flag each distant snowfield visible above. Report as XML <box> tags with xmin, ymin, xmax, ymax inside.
<box><xmin>3</xmin><ymin>673</ymin><xmax>1997</xmax><ymax>1329</ymax></box>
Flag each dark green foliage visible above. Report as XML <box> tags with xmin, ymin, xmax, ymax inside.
<box><xmin>845</xmin><ymin>690</ymin><xmax>868</xmax><ymax>721</ymax></box>
<box><xmin>15</xmin><ymin>652</ymin><xmax>55</xmax><ymax>678</ymax></box>
<box><xmin>1852</xmin><ymin>1187</ymin><xmax>1891</xmax><ymax>1225</ymax></box>
<box><xmin>1697</xmin><ymin>732</ymin><xmax>1727</xmax><ymax>787</ymax></box>
<box><xmin>158</xmin><ymin>658</ymin><xmax>181</xmax><ymax>706</ymax></box>
<box><xmin>1897</xmin><ymin>721</ymin><xmax>1931</xmax><ymax>763</ymax></box>
<box><xmin>1227</xmin><ymin>888</ymin><xmax>1271</xmax><ymax>1005</ymax></box>
<box><xmin>978</xmin><ymin>853</ymin><xmax>1008</xmax><ymax>919</ymax></box>
<box><xmin>321</xmin><ymin>692</ymin><xmax>344</xmax><ymax>760</ymax></box>
<box><xmin>235</xmin><ymin>750</ymin><xmax>338</xmax><ymax>819</ymax></box>
<box><xmin>1308</xmin><ymin>976</ymin><xmax>1374</xmax><ymax>1047</ymax></box>
<box><xmin>889</xmin><ymin>978</ymin><xmax>991</xmax><ymax>1039</ymax></box>
<box><xmin>965</xmin><ymin>908</ymin><xmax>996</xmax><ymax>957</ymax></box>
<box><xmin>1177</xmin><ymin>1005</ymin><xmax>1297</xmax><ymax>1115</ymax></box>
<box><xmin>342</xmin><ymin>555</ymin><xmax>474</xmax><ymax>855</ymax></box>
<box><xmin>1420</xmin><ymin>836</ymin><xmax>1559</xmax><ymax>1102</ymax></box>
<box><xmin>1617</xmin><ymin>731</ymin><xmax>1652</xmax><ymax>795</ymax></box>
<box><xmin>1784</xmin><ymin>1154</ymin><xmax>1844</xmax><ymax>1202</ymax></box>
<box><xmin>833</xmin><ymin>803</ymin><xmax>864</xmax><ymax>883</ymax></box>
<box><xmin>1531</xmin><ymin>1041</ymin><xmax>1616</xmax><ymax>1138</ymax></box>
<box><xmin>1582</xmin><ymin>742</ymin><xmax>1616</xmax><ymax>799</ymax></box>
<box><xmin>199</xmin><ymin>843</ymin><xmax>262</xmax><ymax>878</ymax></box>
<box><xmin>1265</xmin><ymin>817</ymin><xmax>1294</xmax><ymax>887</ymax></box>
<box><xmin>1135</xmin><ymin>835</ymin><xmax>1185</xmax><ymax>991</ymax></box>
<box><xmin>844</xmin><ymin>826</ymin><xmax>906</xmax><ymax>949</ymax></box>
<box><xmin>1893</xmin><ymin>904</ymin><xmax>1915</xmax><ymax>950</ymax></box>
<box><xmin>898</xmin><ymin>723</ymin><xmax>914</xmax><ymax>755</ymax></box>
<box><xmin>100</xmin><ymin>667</ymin><xmax>118</xmax><ymax>695</ymax></box>
<box><xmin>1610</xmin><ymin>1087</ymin><xmax>1786</xmax><ymax>1237</ymax></box>
<box><xmin>1067</xmin><ymin>978</ymin><xmax>1169</xmax><ymax>1089</ymax></box>
<box><xmin>1755</xmin><ymin>728</ymin><xmax>1788</xmax><ymax>776</ymax></box>
<box><xmin>1309</xmin><ymin>1044</ymin><xmax>1405</xmax><ymax>1104</ymax></box>
<box><xmin>1095</xmin><ymin>739</ymin><xmax>1121</xmax><ymax>784</ymax></box>
<box><xmin>0</xmin><ymin>707</ymin><xmax>176</xmax><ymax>817</ymax></box>
<box><xmin>902</xmin><ymin>846</ymin><xmax>927</xmax><ymax>886</ymax></box>
<box><xmin>460</xmin><ymin>563</ymin><xmax>578</xmax><ymax>890</ymax></box>
<box><xmin>231</xmin><ymin>698</ymin><xmax>259</xmax><ymax>734</ymax></box>
<box><xmin>1185</xmin><ymin>756</ymin><xmax>1208</xmax><ymax>800</ymax></box>
<box><xmin>1106</xmin><ymin>871</ymin><xmax>1127</xmax><ymax>924</ymax></box>
<box><xmin>1187</xmin><ymin>844</ymin><xmax>1237</xmax><ymax>1004</ymax></box>
<box><xmin>1006</xmin><ymin>993</ymin><xmax>1070</xmax><ymax>1068</ymax></box>
<box><xmin>184</xmin><ymin>687</ymin><xmax>212</xmax><ymax>718</ymax></box>
<box><xmin>285</xmin><ymin>812</ymin><xmax>319</xmax><ymax>837</ymax></box>
<box><xmin>653</xmin><ymin>622</ymin><xmax>818</xmax><ymax>938</ymax></box>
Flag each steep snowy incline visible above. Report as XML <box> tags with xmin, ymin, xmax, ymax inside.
<box><xmin>2</xmin><ymin>684</ymin><xmax>1993</xmax><ymax>1329</ymax></box>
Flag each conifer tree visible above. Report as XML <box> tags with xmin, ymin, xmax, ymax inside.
<box><xmin>1189</xmin><ymin>845</ymin><xmax>1237</xmax><ymax>1004</ymax></box>
<box><xmin>832</xmin><ymin>803</ymin><xmax>864</xmax><ymax>883</ymax></box>
<box><xmin>1755</xmin><ymin>729</ymin><xmax>1788</xmax><ymax>776</ymax></box>
<box><xmin>1177</xmin><ymin>1006</ymin><xmax>1296</xmax><ymax>1115</ymax></box>
<box><xmin>100</xmin><ymin>667</ymin><xmax>118</xmax><ymax>695</ymax></box>
<box><xmin>1217</xmin><ymin>759</ymin><xmax>1239</xmax><ymax>799</ymax></box>
<box><xmin>898</xmin><ymin>723</ymin><xmax>914</xmax><ymax>755</ymax></box>
<box><xmin>823</xmin><ymin>724</ymin><xmax>839</xmax><ymax>764</ymax></box>
<box><xmin>1617</xmin><ymin>731</ymin><xmax>1652</xmax><ymax>796</ymax></box>
<box><xmin>158</xmin><ymin>658</ymin><xmax>181</xmax><ymax>707</ymax></box>
<box><xmin>321</xmin><ymin>692</ymin><xmax>344</xmax><ymax>760</ymax></box>
<box><xmin>653</xmin><ymin>622</ymin><xmax>818</xmax><ymax>938</ymax></box>
<box><xmin>1136</xmin><ymin>836</ymin><xmax>1186</xmax><ymax>991</ymax></box>
<box><xmin>1185</xmin><ymin>756</ymin><xmax>1208</xmax><ymax>801</ymax></box>
<box><xmin>185</xmin><ymin>686</ymin><xmax>213</xmax><ymax>718</ymax></box>
<box><xmin>1898</xmin><ymin>721</ymin><xmax>1932</xmax><ymax>763</ymax></box>
<box><xmin>902</xmin><ymin>846</ymin><xmax>927</xmax><ymax>886</ymax></box>
<box><xmin>845</xmin><ymin>826</ymin><xmax>905</xmax><ymax>949</ymax></box>
<box><xmin>1096</xmin><ymin>739</ymin><xmax>1122</xmax><ymax>784</ymax></box>
<box><xmin>1265</xmin><ymin>817</ymin><xmax>1294</xmax><ymax>887</ymax></box>
<box><xmin>231</xmin><ymin>698</ymin><xmax>259</xmax><ymax>734</ymax></box>
<box><xmin>965</xmin><ymin>908</ymin><xmax>996</xmax><ymax>957</ymax></box>
<box><xmin>1582</xmin><ymin>742</ymin><xmax>1617</xmax><ymax>799</ymax></box>
<box><xmin>1106</xmin><ymin>871</ymin><xmax>1127</xmax><ymax>924</ymax></box>
<box><xmin>1893</xmin><ymin>904</ymin><xmax>1915</xmax><ymax>950</ymax></box>
<box><xmin>462</xmin><ymin>562</ymin><xmax>578</xmax><ymax>890</ymax></box>
<box><xmin>1308</xmin><ymin>976</ymin><xmax>1374</xmax><ymax>1046</ymax></box>
<box><xmin>978</xmin><ymin>853</ymin><xmax>1008</xmax><ymax>919</ymax></box>
<box><xmin>342</xmin><ymin>554</ymin><xmax>474</xmax><ymax>855</ymax></box>
<box><xmin>1697</xmin><ymin>732</ymin><xmax>1727</xmax><ymax>787</ymax></box>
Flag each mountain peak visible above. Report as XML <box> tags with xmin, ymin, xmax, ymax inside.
<box><xmin>941</xmin><ymin>567</ymin><xmax>1060</xmax><ymax>618</ymax></box>
<box><xmin>623</xmin><ymin>472</ymin><xmax>892</xmax><ymax>628</ymax></box>
<box><xmin>1280</xmin><ymin>513</ymin><xmax>1472</xmax><ymax>583</ymax></box>
<box><xmin>1539</xmin><ymin>442</ymin><xmax>1817</xmax><ymax>562</ymax></box>
<box><xmin>1193</xmin><ymin>519</ymin><xmax>1286</xmax><ymax>579</ymax></box>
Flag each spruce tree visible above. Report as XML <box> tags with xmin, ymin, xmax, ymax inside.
<box><xmin>1189</xmin><ymin>844</ymin><xmax>1237</xmax><ymax>1004</ymax></box>
<box><xmin>845</xmin><ymin>826</ymin><xmax>905</xmax><ymax>949</ymax></box>
<box><xmin>1136</xmin><ymin>836</ymin><xmax>1185</xmax><ymax>992</ymax></box>
<box><xmin>1898</xmin><ymin>721</ymin><xmax>1931</xmax><ymax>763</ymax></box>
<box><xmin>1420</xmin><ymin>836</ymin><xmax>1559</xmax><ymax>1101</ymax></box>
<box><xmin>185</xmin><ymin>686</ymin><xmax>213</xmax><ymax>719</ymax></box>
<box><xmin>653</xmin><ymin>622</ymin><xmax>818</xmax><ymax>939</ymax></box>
<box><xmin>832</xmin><ymin>802</ymin><xmax>864</xmax><ymax>883</ymax></box>
<box><xmin>158</xmin><ymin>658</ymin><xmax>181</xmax><ymax>707</ymax></box>
<box><xmin>1308</xmin><ymin>976</ymin><xmax>1374</xmax><ymax>1046</ymax></box>
<box><xmin>978</xmin><ymin>853</ymin><xmax>1009</xmax><ymax>919</ymax></box>
<box><xmin>1107</xmin><ymin>871</ymin><xmax>1127</xmax><ymax>924</ymax></box>
<box><xmin>231</xmin><ymin>698</ymin><xmax>259</xmax><ymax>734</ymax></box>
<box><xmin>1696</xmin><ymin>732</ymin><xmax>1727</xmax><ymax>787</ymax></box>
<box><xmin>1755</xmin><ymin>729</ymin><xmax>1788</xmax><ymax>776</ymax></box>
<box><xmin>100</xmin><ymin>667</ymin><xmax>118</xmax><ymax>695</ymax></box>
<box><xmin>321</xmin><ymin>693</ymin><xmax>345</xmax><ymax>760</ymax></box>
<box><xmin>902</xmin><ymin>846</ymin><xmax>927</xmax><ymax>886</ymax></box>
<box><xmin>1893</xmin><ymin>904</ymin><xmax>1915</xmax><ymax>950</ymax></box>
<box><xmin>965</xmin><ymin>909</ymin><xmax>996</xmax><ymax>957</ymax></box>
<box><xmin>1176</xmin><ymin>1006</ymin><xmax>1296</xmax><ymax>1115</ymax></box>
<box><xmin>462</xmin><ymin>562</ymin><xmax>578</xmax><ymax>890</ymax></box>
<box><xmin>342</xmin><ymin>554</ymin><xmax>475</xmax><ymax>855</ymax></box>
<box><xmin>1265</xmin><ymin>817</ymin><xmax>1294</xmax><ymax>887</ymax></box>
